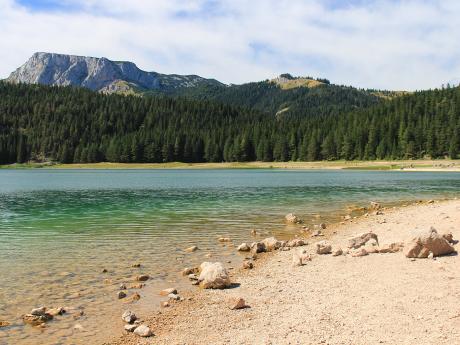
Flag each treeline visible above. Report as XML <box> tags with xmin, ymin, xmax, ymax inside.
<box><xmin>0</xmin><ymin>82</ymin><xmax>459</xmax><ymax>164</ymax></box>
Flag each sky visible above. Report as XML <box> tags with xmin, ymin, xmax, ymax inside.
<box><xmin>0</xmin><ymin>0</ymin><xmax>459</xmax><ymax>90</ymax></box>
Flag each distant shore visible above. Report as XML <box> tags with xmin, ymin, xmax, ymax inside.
<box><xmin>112</xmin><ymin>198</ymin><xmax>460</xmax><ymax>345</ymax></box>
<box><xmin>2</xmin><ymin>159</ymin><xmax>460</xmax><ymax>171</ymax></box>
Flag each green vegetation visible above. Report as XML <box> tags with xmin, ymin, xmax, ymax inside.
<box><xmin>0</xmin><ymin>82</ymin><xmax>459</xmax><ymax>165</ymax></box>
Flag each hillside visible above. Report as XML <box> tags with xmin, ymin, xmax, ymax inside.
<box><xmin>0</xmin><ymin>82</ymin><xmax>458</xmax><ymax>165</ymax></box>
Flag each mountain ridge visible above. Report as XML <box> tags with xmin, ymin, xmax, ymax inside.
<box><xmin>6</xmin><ymin>52</ymin><xmax>224</xmax><ymax>94</ymax></box>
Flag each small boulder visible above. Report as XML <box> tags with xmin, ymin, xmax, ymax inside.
<box><xmin>404</xmin><ymin>227</ymin><xmax>456</xmax><ymax>258</ymax></box>
<box><xmin>319</xmin><ymin>223</ymin><xmax>327</xmax><ymax>229</ymax></box>
<box><xmin>133</xmin><ymin>324</ymin><xmax>153</xmax><ymax>337</ymax></box>
<box><xmin>261</xmin><ymin>237</ymin><xmax>284</xmax><ymax>252</ymax></box>
<box><xmin>285</xmin><ymin>213</ymin><xmax>302</xmax><ymax>224</ymax></box>
<box><xmin>237</xmin><ymin>243</ymin><xmax>251</xmax><ymax>252</ymax></box>
<box><xmin>168</xmin><ymin>293</ymin><xmax>180</xmax><ymax>301</ymax></box>
<box><xmin>348</xmin><ymin>232</ymin><xmax>379</xmax><ymax>249</ymax></box>
<box><xmin>198</xmin><ymin>262</ymin><xmax>231</xmax><ymax>289</ymax></box>
<box><xmin>0</xmin><ymin>321</ymin><xmax>10</xmax><ymax>328</ymax></box>
<box><xmin>332</xmin><ymin>247</ymin><xmax>343</xmax><ymax>256</ymax></box>
<box><xmin>118</xmin><ymin>291</ymin><xmax>127</xmax><ymax>299</ymax></box>
<box><xmin>159</xmin><ymin>288</ymin><xmax>177</xmax><ymax>296</ymax></box>
<box><xmin>121</xmin><ymin>310</ymin><xmax>137</xmax><ymax>324</ymax></box>
<box><xmin>316</xmin><ymin>241</ymin><xmax>332</xmax><ymax>255</ymax></box>
<box><xmin>124</xmin><ymin>324</ymin><xmax>137</xmax><ymax>332</ymax></box>
<box><xmin>227</xmin><ymin>297</ymin><xmax>247</xmax><ymax>310</ymax></box>
<box><xmin>185</xmin><ymin>246</ymin><xmax>198</xmax><ymax>253</ymax></box>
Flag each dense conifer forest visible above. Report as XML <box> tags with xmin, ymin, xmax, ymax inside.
<box><xmin>0</xmin><ymin>81</ymin><xmax>458</xmax><ymax>164</ymax></box>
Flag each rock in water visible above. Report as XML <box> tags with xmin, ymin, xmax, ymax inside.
<box><xmin>135</xmin><ymin>274</ymin><xmax>149</xmax><ymax>282</ymax></box>
<box><xmin>316</xmin><ymin>241</ymin><xmax>332</xmax><ymax>254</ymax></box>
<box><xmin>227</xmin><ymin>297</ymin><xmax>247</xmax><ymax>310</ymax></box>
<box><xmin>237</xmin><ymin>243</ymin><xmax>251</xmax><ymax>252</ymax></box>
<box><xmin>261</xmin><ymin>237</ymin><xmax>284</xmax><ymax>252</ymax></box>
<box><xmin>159</xmin><ymin>288</ymin><xmax>177</xmax><ymax>296</ymax></box>
<box><xmin>348</xmin><ymin>232</ymin><xmax>379</xmax><ymax>249</ymax></box>
<box><xmin>285</xmin><ymin>213</ymin><xmax>302</xmax><ymax>224</ymax></box>
<box><xmin>185</xmin><ymin>246</ymin><xmax>198</xmax><ymax>253</ymax></box>
<box><xmin>404</xmin><ymin>227</ymin><xmax>456</xmax><ymax>258</ymax></box>
<box><xmin>121</xmin><ymin>310</ymin><xmax>137</xmax><ymax>324</ymax></box>
<box><xmin>198</xmin><ymin>262</ymin><xmax>231</xmax><ymax>289</ymax></box>
<box><xmin>250</xmin><ymin>242</ymin><xmax>266</xmax><ymax>254</ymax></box>
<box><xmin>133</xmin><ymin>324</ymin><xmax>153</xmax><ymax>337</ymax></box>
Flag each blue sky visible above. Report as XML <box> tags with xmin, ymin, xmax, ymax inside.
<box><xmin>1</xmin><ymin>0</ymin><xmax>459</xmax><ymax>90</ymax></box>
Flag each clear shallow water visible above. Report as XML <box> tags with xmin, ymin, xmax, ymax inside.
<box><xmin>0</xmin><ymin>169</ymin><xmax>459</xmax><ymax>344</ymax></box>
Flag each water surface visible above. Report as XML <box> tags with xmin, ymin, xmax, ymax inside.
<box><xmin>0</xmin><ymin>169</ymin><xmax>459</xmax><ymax>344</ymax></box>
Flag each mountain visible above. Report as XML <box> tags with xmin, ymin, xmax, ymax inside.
<box><xmin>6</xmin><ymin>52</ymin><xmax>224</xmax><ymax>94</ymax></box>
<box><xmin>6</xmin><ymin>53</ymin><xmax>392</xmax><ymax>117</ymax></box>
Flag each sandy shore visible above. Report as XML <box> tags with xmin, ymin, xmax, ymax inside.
<box><xmin>3</xmin><ymin>159</ymin><xmax>460</xmax><ymax>171</ymax></box>
<box><xmin>109</xmin><ymin>199</ymin><xmax>460</xmax><ymax>345</ymax></box>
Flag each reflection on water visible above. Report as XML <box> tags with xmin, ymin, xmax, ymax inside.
<box><xmin>0</xmin><ymin>169</ymin><xmax>459</xmax><ymax>344</ymax></box>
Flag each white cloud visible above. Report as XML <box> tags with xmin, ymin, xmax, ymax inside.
<box><xmin>0</xmin><ymin>0</ymin><xmax>459</xmax><ymax>90</ymax></box>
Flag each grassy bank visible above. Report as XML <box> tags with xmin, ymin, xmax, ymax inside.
<box><xmin>1</xmin><ymin>160</ymin><xmax>459</xmax><ymax>171</ymax></box>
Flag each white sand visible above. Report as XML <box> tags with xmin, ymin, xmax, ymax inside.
<box><xmin>111</xmin><ymin>199</ymin><xmax>460</xmax><ymax>345</ymax></box>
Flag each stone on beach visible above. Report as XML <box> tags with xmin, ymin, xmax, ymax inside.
<box><xmin>312</xmin><ymin>230</ymin><xmax>324</xmax><ymax>237</ymax></box>
<box><xmin>285</xmin><ymin>213</ymin><xmax>302</xmax><ymax>224</ymax></box>
<box><xmin>379</xmin><ymin>242</ymin><xmax>404</xmax><ymax>253</ymax></box>
<box><xmin>47</xmin><ymin>307</ymin><xmax>65</xmax><ymax>316</ymax></box>
<box><xmin>351</xmin><ymin>248</ymin><xmax>369</xmax><ymax>257</ymax></box>
<box><xmin>404</xmin><ymin>227</ymin><xmax>456</xmax><ymax>258</ymax></box>
<box><xmin>242</xmin><ymin>260</ymin><xmax>254</xmax><ymax>269</ymax></box>
<box><xmin>332</xmin><ymin>247</ymin><xmax>343</xmax><ymax>256</ymax></box>
<box><xmin>292</xmin><ymin>249</ymin><xmax>312</xmax><ymax>266</ymax></box>
<box><xmin>133</xmin><ymin>324</ymin><xmax>153</xmax><ymax>337</ymax></box>
<box><xmin>121</xmin><ymin>310</ymin><xmax>137</xmax><ymax>324</ymax></box>
<box><xmin>168</xmin><ymin>293</ymin><xmax>180</xmax><ymax>301</ymax></box>
<box><xmin>237</xmin><ymin>243</ymin><xmax>251</xmax><ymax>252</ymax></box>
<box><xmin>198</xmin><ymin>262</ymin><xmax>231</xmax><ymax>289</ymax></box>
<box><xmin>124</xmin><ymin>324</ymin><xmax>137</xmax><ymax>332</ymax></box>
<box><xmin>348</xmin><ymin>232</ymin><xmax>379</xmax><ymax>249</ymax></box>
<box><xmin>118</xmin><ymin>291</ymin><xmax>127</xmax><ymax>299</ymax></box>
<box><xmin>0</xmin><ymin>321</ymin><xmax>10</xmax><ymax>328</ymax></box>
<box><xmin>227</xmin><ymin>297</ymin><xmax>247</xmax><ymax>310</ymax></box>
<box><xmin>159</xmin><ymin>288</ymin><xmax>177</xmax><ymax>296</ymax></box>
<box><xmin>286</xmin><ymin>238</ymin><xmax>307</xmax><ymax>247</ymax></box>
<box><xmin>316</xmin><ymin>240</ymin><xmax>332</xmax><ymax>254</ymax></box>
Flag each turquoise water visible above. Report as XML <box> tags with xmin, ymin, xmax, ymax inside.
<box><xmin>0</xmin><ymin>169</ymin><xmax>459</xmax><ymax>344</ymax></box>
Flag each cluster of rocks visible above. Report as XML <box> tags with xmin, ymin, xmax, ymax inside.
<box><xmin>22</xmin><ymin>306</ymin><xmax>65</xmax><ymax>326</ymax></box>
<box><xmin>122</xmin><ymin>310</ymin><xmax>153</xmax><ymax>337</ymax></box>
<box><xmin>238</xmin><ymin>236</ymin><xmax>307</xmax><ymax>255</ymax></box>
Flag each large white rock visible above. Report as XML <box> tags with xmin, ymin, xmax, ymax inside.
<box><xmin>133</xmin><ymin>324</ymin><xmax>153</xmax><ymax>337</ymax></box>
<box><xmin>198</xmin><ymin>262</ymin><xmax>231</xmax><ymax>289</ymax></box>
<box><xmin>404</xmin><ymin>227</ymin><xmax>456</xmax><ymax>258</ymax></box>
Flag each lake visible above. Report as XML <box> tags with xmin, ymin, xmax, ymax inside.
<box><xmin>0</xmin><ymin>169</ymin><xmax>459</xmax><ymax>344</ymax></box>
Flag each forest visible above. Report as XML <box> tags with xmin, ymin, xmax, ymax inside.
<box><xmin>0</xmin><ymin>81</ymin><xmax>459</xmax><ymax>164</ymax></box>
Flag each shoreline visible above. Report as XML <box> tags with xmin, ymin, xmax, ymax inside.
<box><xmin>1</xmin><ymin>159</ymin><xmax>460</xmax><ymax>171</ymax></box>
<box><xmin>110</xmin><ymin>198</ymin><xmax>460</xmax><ymax>345</ymax></box>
